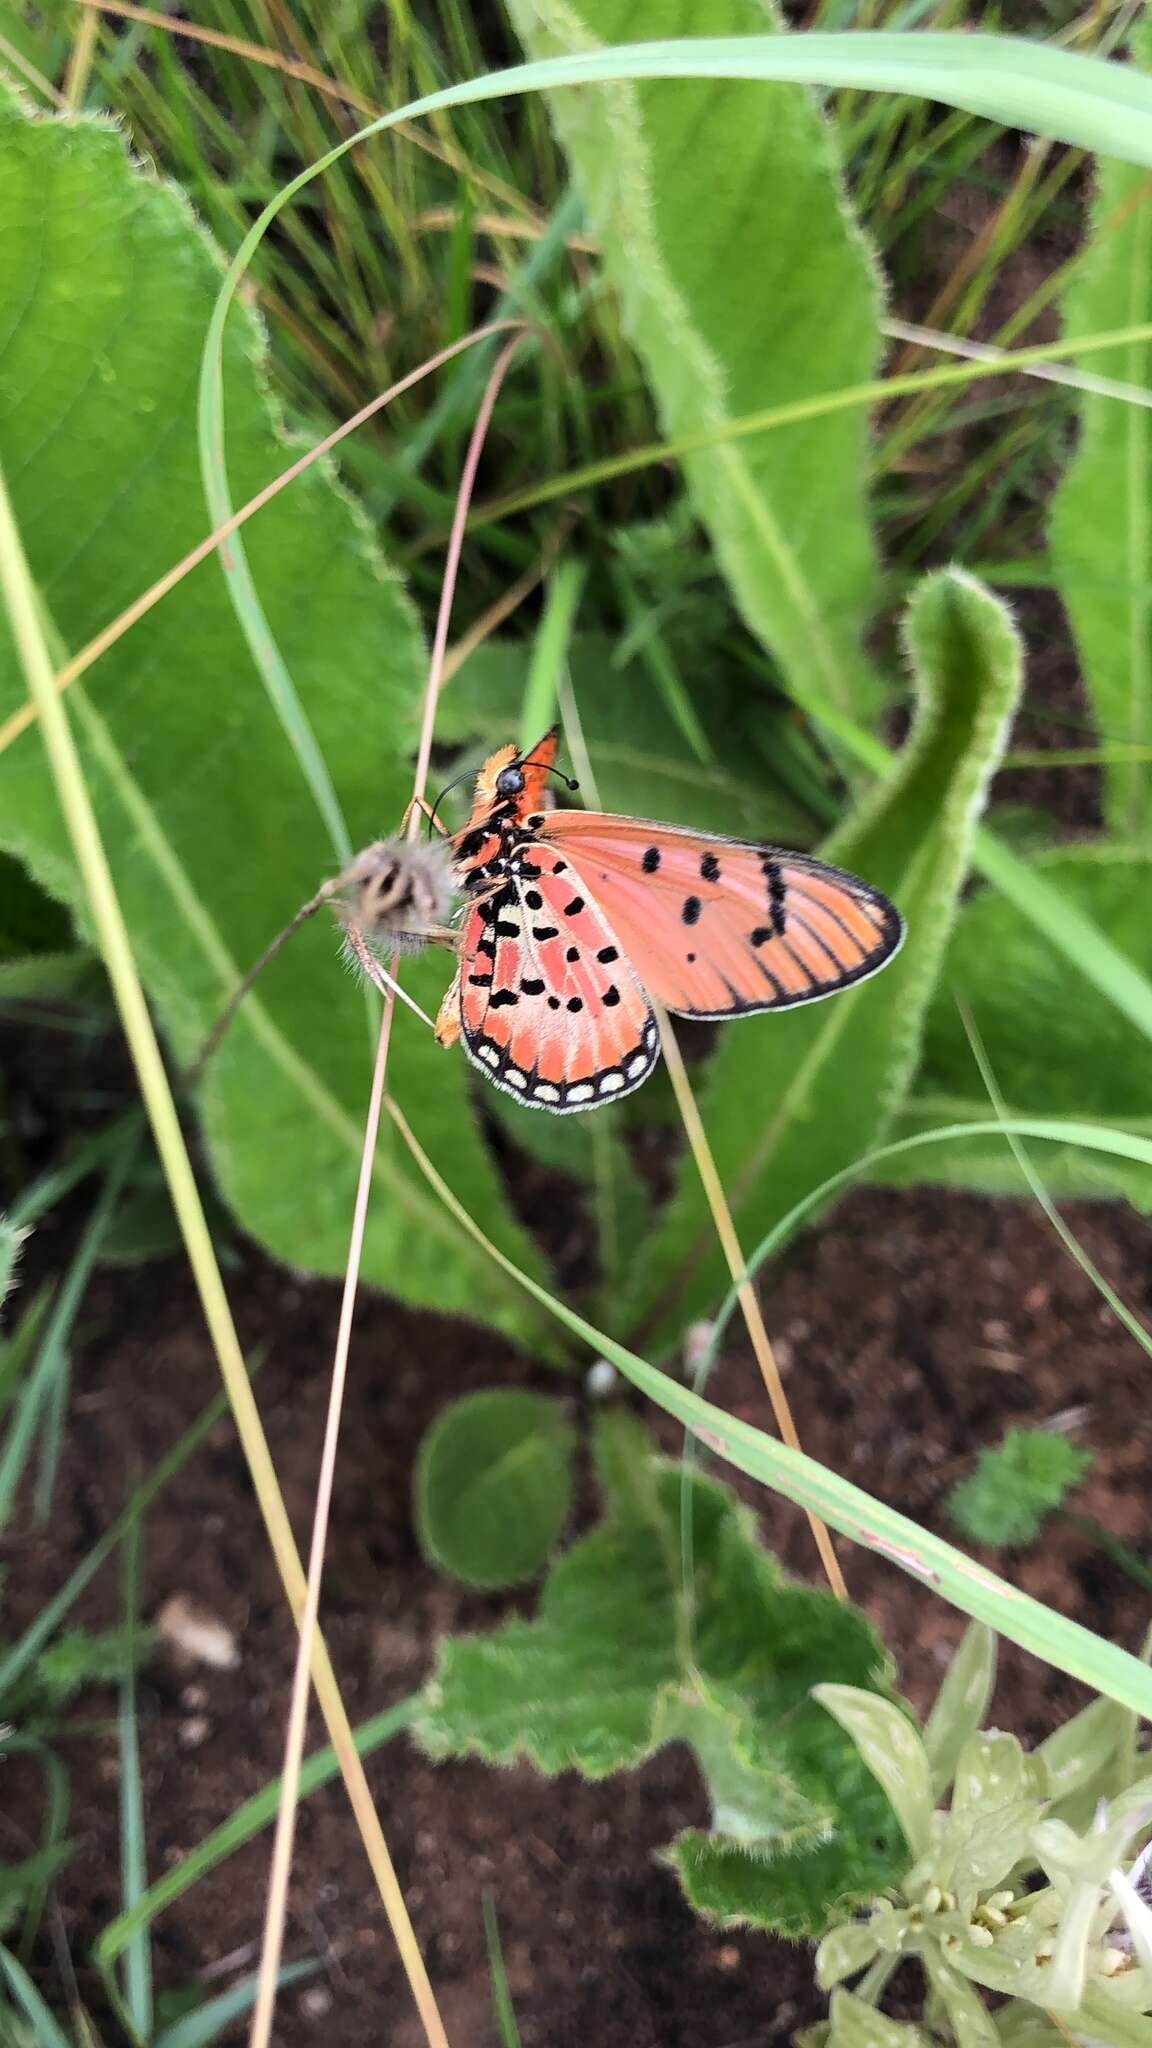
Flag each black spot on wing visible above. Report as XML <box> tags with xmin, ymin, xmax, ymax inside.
<box><xmin>700</xmin><ymin>851</ymin><xmax>720</xmax><ymax>882</ymax></box>
<box><xmin>682</xmin><ymin>896</ymin><xmax>701</xmax><ymax>927</ymax></box>
<box><xmin>642</xmin><ymin>846</ymin><xmax>661</xmax><ymax>874</ymax></box>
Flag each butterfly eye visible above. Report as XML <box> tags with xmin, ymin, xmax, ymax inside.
<box><xmin>496</xmin><ymin>765</ymin><xmax>525</xmax><ymax>798</ymax></box>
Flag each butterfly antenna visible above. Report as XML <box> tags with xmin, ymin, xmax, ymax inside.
<box><xmin>427</xmin><ymin>765</ymin><xmax>476</xmax><ymax>838</ymax></box>
<box><xmin>518</xmin><ymin>737</ymin><xmax>579</xmax><ymax>793</ymax></box>
<box><xmin>184</xmin><ymin>879</ymin><xmax>342</xmax><ymax>1089</ymax></box>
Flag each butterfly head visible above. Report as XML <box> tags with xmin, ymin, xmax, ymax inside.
<box><xmin>463</xmin><ymin>727</ymin><xmax>577</xmax><ymax>832</ymax></box>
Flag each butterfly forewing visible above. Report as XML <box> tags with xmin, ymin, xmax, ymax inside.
<box><xmin>453</xmin><ymin>869</ymin><xmax>659</xmax><ymax>1112</ymax></box>
<box><xmin>537</xmin><ymin>812</ymin><xmax>903</xmax><ymax>1020</ymax></box>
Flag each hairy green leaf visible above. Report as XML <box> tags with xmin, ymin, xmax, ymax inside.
<box><xmin>623</xmin><ymin>569</ymin><xmax>1023</xmax><ymax>1347</ymax></box>
<box><xmin>1050</xmin><ymin>8</ymin><xmax>1152</xmax><ymax>842</ymax></box>
<box><xmin>884</xmin><ymin>848</ymin><xmax>1152</xmax><ymax>1208</ymax></box>
<box><xmin>415</xmin><ymin>1390</ymin><xmax>576</xmax><ymax>1589</ymax></box>
<box><xmin>419</xmin><ymin>1411</ymin><xmax>902</xmax><ymax>1936</ymax></box>
<box><xmin>502</xmin><ymin>0</ymin><xmax>884</xmax><ymax>722</ymax></box>
<box><xmin>0</xmin><ymin>92</ymin><xmax>544</xmax><ymax>1340</ymax></box>
<box><xmin>947</xmin><ymin>1430</ymin><xmax>1092</xmax><ymax>1551</ymax></box>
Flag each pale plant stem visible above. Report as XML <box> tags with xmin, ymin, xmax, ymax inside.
<box><xmin>246</xmin><ymin>1008</ymin><xmax>416</xmax><ymax>2048</ymax></box>
<box><xmin>0</xmin><ymin>29</ymin><xmax>69</xmax><ymax>106</ymax></box>
<box><xmin>0</xmin><ymin>323</ymin><xmax>523</xmax><ymax>762</ymax></box>
<box><xmin>653</xmin><ymin>1007</ymin><xmax>847</xmax><ymax>1602</ymax></box>
<box><xmin>63</xmin><ymin>2</ymin><xmax>99</xmax><ymax>106</ymax></box>
<box><xmin>0</xmin><ymin>455</ymin><xmax>439</xmax><ymax>2036</ymax></box>
<box><xmin>250</xmin><ymin>333</ymin><xmax>532</xmax><ymax>2048</ymax></box>
<box><xmin>557</xmin><ymin>692</ymin><xmax>845</xmax><ymax>1599</ymax></box>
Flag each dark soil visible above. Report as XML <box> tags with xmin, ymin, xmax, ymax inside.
<box><xmin>3</xmin><ymin>1003</ymin><xmax>1152</xmax><ymax>2048</ymax></box>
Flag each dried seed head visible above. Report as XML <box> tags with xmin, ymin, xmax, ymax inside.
<box><xmin>338</xmin><ymin>837</ymin><xmax>457</xmax><ymax>956</ymax></box>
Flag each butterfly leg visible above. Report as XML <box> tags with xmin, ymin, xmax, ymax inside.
<box><xmin>396</xmin><ymin>794</ymin><xmax>453</xmax><ymax>839</ymax></box>
<box><xmin>434</xmin><ymin>966</ymin><xmax>463</xmax><ymax>1048</ymax></box>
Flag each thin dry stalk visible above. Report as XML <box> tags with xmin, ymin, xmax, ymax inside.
<box><xmin>440</xmin><ymin>515</ymin><xmax>574</xmax><ymax>686</ymax></box>
<box><xmin>654</xmin><ymin>1006</ymin><xmax>847</xmax><ymax>1601</ymax></box>
<box><xmin>0</xmin><ymin>322</ymin><xmax>522</xmax><ymax>762</ymax></box>
<box><xmin>63</xmin><ymin>1</ymin><xmax>99</xmax><ymax>105</ymax></box>
<box><xmin>0</xmin><ymin>453</ymin><xmax>442</xmax><ymax>2048</ymax></box>
<box><xmin>249</xmin><ymin>332</ymin><xmax>533</xmax><ymax>2048</ymax></box>
<box><xmin>556</xmin><ymin>687</ymin><xmax>845</xmax><ymax>1600</ymax></box>
<box><xmin>2</xmin><ymin>29</ymin><xmax>68</xmax><ymax>106</ymax></box>
<box><xmin>68</xmin><ymin>0</ymin><xmax>540</xmax><ymax>214</ymax></box>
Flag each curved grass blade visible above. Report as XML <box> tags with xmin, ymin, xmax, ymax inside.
<box><xmin>387</xmin><ymin>1096</ymin><xmax>1152</xmax><ymax>1719</ymax></box>
<box><xmin>95</xmin><ymin>1697</ymin><xmax>419</xmax><ymax>1974</ymax></box>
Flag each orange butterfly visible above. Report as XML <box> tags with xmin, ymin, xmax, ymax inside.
<box><xmin>434</xmin><ymin>728</ymin><xmax>904</xmax><ymax>1113</ymax></box>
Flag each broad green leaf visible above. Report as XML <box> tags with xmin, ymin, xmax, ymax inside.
<box><xmin>414</xmin><ymin>1390</ymin><xmax>576</xmax><ymax>1589</ymax></box>
<box><xmin>813</xmin><ymin>1687</ymin><xmax>933</xmax><ymax>1862</ymax></box>
<box><xmin>1050</xmin><ymin>8</ymin><xmax>1152</xmax><ymax>843</ymax></box>
<box><xmin>502</xmin><ymin>0</ymin><xmax>884</xmax><ymax>723</ymax></box>
<box><xmin>815</xmin><ymin>1919</ymin><xmax>883</xmax><ymax>1991</ymax></box>
<box><xmin>623</xmin><ymin>569</ymin><xmax>1023</xmax><ymax>1346</ymax></box>
<box><xmin>923</xmin><ymin>1625</ymin><xmax>997</xmax><ymax>1800</ymax></box>
<box><xmin>0</xmin><ymin>950</ymin><xmax>96</xmax><ymax>1001</ymax></box>
<box><xmin>890</xmin><ymin>848</ymin><xmax>1152</xmax><ymax>1208</ymax></box>
<box><xmin>923</xmin><ymin>1953</ymin><xmax>1001</xmax><ymax>2048</ymax></box>
<box><xmin>826</xmin><ymin>1990</ymin><xmax>930</xmax><ymax>2048</ymax></box>
<box><xmin>396</xmin><ymin>1102</ymin><xmax>1152</xmax><ymax>1714</ymax></box>
<box><xmin>994</xmin><ymin>2002</ymin><xmax>1070</xmax><ymax>2048</ymax></box>
<box><xmin>940</xmin><ymin>1732</ymin><xmax>1046</xmax><ymax>1896</ymax></box>
<box><xmin>951</xmin><ymin>1728</ymin><xmax>1033</xmax><ymax>1810</ymax></box>
<box><xmin>419</xmin><ymin>1411</ymin><xmax>903</xmax><ymax>1935</ymax></box>
<box><xmin>0</xmin><ymin>93</ymin><xmax>545</xmax><ymax>1341</ymax></box>
<box><xmin>435</xmin><ymin>635</ymin><xmax>817</xmax><ymax>842</ymax></box>
<box><xmin>1041</xmin><ymin>1696</ymin><xmax>1138</xmax><ymax>1817</ymax></box>
<box><xmin>0</xmin><ymin>852</ymin><xmax>72</xmax><ymax>959</ymax></box>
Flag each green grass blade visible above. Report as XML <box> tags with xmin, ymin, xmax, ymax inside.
<box><xmin>4</xmin><ymin>1112</ymin><xmax>143</xmax><ymax>1233</ymax></box>
<box><xmin>0</xmin><ymin>1144</ymin><xmax>132</xmax><ymax>1530</ymax></box>
<box><xmin>482</xmin><ymin>1891</ymin><xmax>523</xmax><ymax>2048</ymax></box>
<box><xmin>2</xmin><ymin>1734</ymin><xmax>71</xmax><ymax>1962</ymax></box>
<box><xmin>31</xmin><ymin>1340</ymin><xmax>69</xmax><ymax>1524</ymax></box>
<box><xmin>0</xmin><ymin>1218</ymin><xmax>24</xmax><ymax>1310</ymax></box>
<box><xmin>95</xmin><ymin>1697</ymin><xmax>418</xmax><ymax>1974</ymax></box>
<box><xmin>0</xmin><ymin>1374</ymin><xmax>236</xmax><ymax>1700</ymax></box>
<box><xmin>117</xmin><ymin>1505</ymin><xmax>151</xmax><ymax>2043</ymax></box>
<box><xmin>0</xmin><ymin>1285</ymin><xmax>53</xmax><ymax>1430</ymax></box>
<box><xmin>0</xmin><ymin>1944</ymin><xmax>72</xmax><ymax>2048</ymax></box>
<box><xmin>153</xmin><ymin>1958</ymin><xmax>318</xmax><ymax>2048</ymax></box>
<box><xmin>390</xmin><ymin>1101</ymin><xmax>1152</xmax><ymax>1718</ymax></box>
<box><xmin>518</xmin><ymin>558</ymin><xmax>586</xmax><ymax>754</ymax></box>
<box><xmin>1050</xmin><ymin>9</ymin><xmax>1152</xmax><ymax>842</ymax></box>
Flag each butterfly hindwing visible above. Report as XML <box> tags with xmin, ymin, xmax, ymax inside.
<box><xmin>538</xmin><ymin>812</ymin><xmax>903</xmax><ymax>1020</ymax></box>
<box><xmin>453</xmin><ymin>870</ymin><xmax>659</xmax><ymax>1112</ymax></box>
